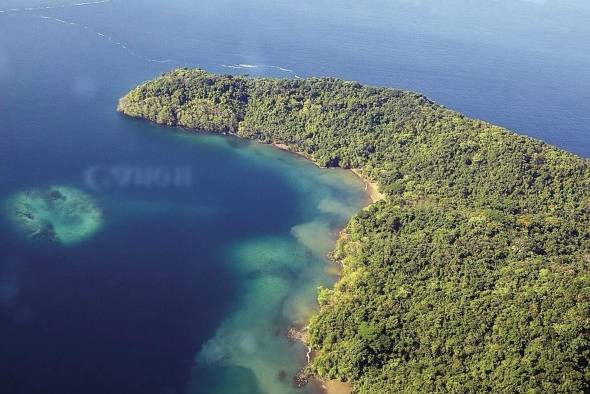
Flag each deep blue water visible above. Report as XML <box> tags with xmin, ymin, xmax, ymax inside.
<box><xmin>0</xmin><ymin>0</ymin><xmax>589</xmax><ymax>393</ymax></box>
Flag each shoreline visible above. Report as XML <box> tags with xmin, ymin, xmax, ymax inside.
<box><xmin>125</xmin><ymin>117</ymin><xmax>372</xmax><ymax>394</ymax></box>
<box><xmin>270</xmin><ymin>142</ymin><xmax>321</xmax><ymax>167</ymax></box>
<box><xmin>228</xmin><ymin>134</ymin><xmax>365</xmax><ymax>394</ymax></box>
<box><xmin>145</xmin><ymin>120</ymin><xmax>385</xmax><ymax>206</ymax></box>
<box><xmin>269</xmin><ymin>142</ymin><xmax>385</xmax><ymax>205</ymax></box>
<box><xmin>268</xmin><ymin>143</ymin><xmax>374</xmax><ymax>394</ymax></box>
<box><xmin>288</xmin><ymin>325</ymin><xmax>353</xmax><ymax>394</ymax></box>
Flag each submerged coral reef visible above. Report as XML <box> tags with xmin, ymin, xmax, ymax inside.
<box><xmin>6</xmin><ymin>186</ymin><xmax>103</xmax><ymax>245</ymax></box>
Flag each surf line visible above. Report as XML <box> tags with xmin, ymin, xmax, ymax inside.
<box><xmin>221</xmin><ymin>64</ymin><xmax>302</xmax><ymax>79</ymax></box>
<box><xmin>37</xmin><ymin>15</ymin><xmax>176</xmax><ymax>65</ymax></box>
<box><xmin>0</xmin><ymin>0</ymin><xmax>111</xmax><ymax>14</ymax></box>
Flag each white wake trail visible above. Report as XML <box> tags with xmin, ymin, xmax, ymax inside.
<box><xmin>4</xmin><ymin>3</ymin><xmax>299</xmax><ymax>73</ymax></box>
<box><xmin>38</xmin><ymin>15</ymin><xmax>176</xmax><ymax>65</ymax></box>
<box><xmin>0</xmin><ymin>0</ymin><xmax>111</xmax><ymax>14</ymax></box>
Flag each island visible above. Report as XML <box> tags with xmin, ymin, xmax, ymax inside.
<box><xmin>118</xmin><ymin>69</ymin><xmax>590</xmax><ymax>392</ymax></box>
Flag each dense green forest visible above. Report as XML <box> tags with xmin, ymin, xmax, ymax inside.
<box><xmin>119</xmin><ymin>69</ymin><xmax>590</xmax><ymax>393</ymax></box>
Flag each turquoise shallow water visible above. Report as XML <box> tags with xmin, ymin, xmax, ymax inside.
<box><xmin>181</xmin><ymin>134</ymin><xmax>368</xmax><ymax>394</ymax></box>
<box><xmin>186</xmin><ymin>139</ymin><xmax>367</xmax><ymax>394</ymax></box>
<box><xmin>1</xmin><ymin>0</ymin><xmax>589</xmax><ymax>393</ymax></box>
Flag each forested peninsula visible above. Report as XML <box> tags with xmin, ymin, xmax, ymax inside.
<box><xmin>118</xmin><ymin>69</ymin><xmax>590</xmax><ymax>393</ymax></box>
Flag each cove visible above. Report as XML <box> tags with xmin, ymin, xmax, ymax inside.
<box><xmin>0</xmin><ymin>116</ymin><xmax>367</xmax><ymax>394</ymax></box>
<box><xmin>0</xmin><ymin>3</ymin><xmax>368</xmax><ymax>390</ymax></box>
<box><xmin>172</xmin><ymin>129</ymin><xmax>370</xmax><ymax>394</ymax></box>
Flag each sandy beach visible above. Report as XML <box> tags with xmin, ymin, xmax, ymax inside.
<box><xmin>351</xmin><ymin>168</ymin><xmax>385</xmax><ymax>203</ymax></box>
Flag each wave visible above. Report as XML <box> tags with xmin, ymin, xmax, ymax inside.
<box><xmin>220</xmin><ymin>63</ymin><xmax>300</xmax><ymax>77</ymax></box>
<box><xmin>73</xmin><ymin>1</ymin><xmax>110</xmax><ymax>6</ymax></box>
<box><xmin>269</xmin><ymin>65</ymin><xmax>294</xmax><ymax>73</ymax></box>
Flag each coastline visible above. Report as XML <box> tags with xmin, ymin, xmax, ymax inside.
<box><xmin>270</xmin><ymin>142</ymin><xmax>321</xmax><ymax>167</ymax></box>
<box><xmin>268</xmin><ymin>143</ymin><xmax>372</xmax><ymax>394</ymax></box>
<box><xmin>146</xmin><ymin>120</ymin><xmax>383</xmax><ymax>205</ymax></box>
<box><xmin>139</xmin><ymin>120</ymin><xmax>375</xmax><ymax>393</ymax></box>
<box><xmin>122</xmin><ymin>113</ymin><xmax>376</xmax><ymax>393</ymax></box>
<box><xmin>270</xmin><ymin>142</ymin><xmax>386</xmax><ymax>207</ymax></box>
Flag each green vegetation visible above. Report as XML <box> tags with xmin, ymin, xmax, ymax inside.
<box><xmin>119</xmin><ymin>69</ymin><xmax>590</xmax><ymax>393</ymax></box>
